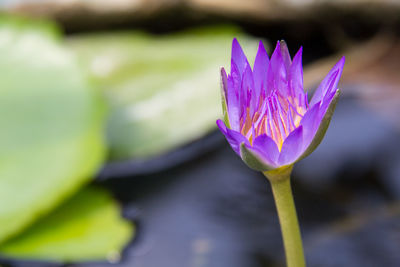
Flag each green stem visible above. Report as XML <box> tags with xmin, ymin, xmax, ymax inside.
<box><xmin>267</xmin><ymin>174</ymin><xmax>306</xmax><ymax>267</ymax></box>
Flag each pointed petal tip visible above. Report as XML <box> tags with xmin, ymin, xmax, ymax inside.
<box><xmin>216</xmin><ymin>119</ymin><xmax>227</xmax><ymax>132</ymax></box>
<box><xmin>279</xmin><ymin>40</ymin><xmax>289</xmax><ymax>52</ymax></box>
<box><xmin>271</xmin><ymin>41</ymin><xmax>282</xmax><ymax>60</ymax></box>
<box><xmin>334</xmin><ymin>56</ymin><xmax>346</xmax><ymax>72</ymax></box>
<box><xmin>231</xmin><ymin>37</ymin><xmax>250</xmax><ymax>74</ymax></box>
<box><xmin>279</xmin><ymin>40</ymin><xmax>292</xmax><ymax>65</ymax></box>
<box><xmin>292</xmin><ymin>46</ymin><xmax>303</xmax><ymax>62</ymax></box>
<box><xmin>255</xmin><ymin>41</ymin><xmax>268</xmax><ymax>61</ymax></box>
<box><xmin>272</xmin><ymin>40</ymin><xmax>281</xmax><ymax>55</ymax></box>
<box><xmin>337</xmin><ymin>56</ymin><xmax>346</xmax><ymax>71</ymax></box>
<box><xmin>310</xmin><ymin>55</ymin><xmax>345</xmax><ymax>106</ymax></box>
<box><xmin>232</xmin><ymin>38</ymin><xmax>242</xmax><ymax>51</ymax></box>
<box><xmin>257</xmin><ymin>40</ymin><xmax>267</xmax><ymax>54</ymax></box>
<box><xmin>220</xmin><ymin>67</ymin><xmax>227</xmax><ymax>76</ymax></box>
<box><xmin>253</xmin><ymin>40</ymin><xmax>269</xmax><ymax>95</ymax></box>
<box><xmin>298</xmin><ymin>46</ymin><xmax>303</xmax><ymax>54</ymax></box>
<box><xmin>220</xmin><ymin>67</ymin><xmax>228</xmax><ymax>92</ymax></box>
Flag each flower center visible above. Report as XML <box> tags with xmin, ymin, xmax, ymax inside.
<box><xmin>240</xmin><ymin>90</ymin><xmax>308</xmax><ymax>151</ymax></box>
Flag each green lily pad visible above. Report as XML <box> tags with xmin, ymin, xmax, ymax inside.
<box><xmin>0</xmin><ymin>17</ymin><xmax>106</xmax><ymax>242</ymax></box>
<box><xmin>0</xmin><ymin>186</ymin><xmax>133</xmax><ymax>262</ymax></box>
<box><xmin>68</xmin><ymin>27</ymin><xmax>259</xmax><ymax>160</ymax></box>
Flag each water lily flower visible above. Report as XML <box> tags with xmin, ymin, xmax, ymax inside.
<box><xmin>217</xmin><ymin>39</ymin><xmax>345</xmax><ymax>172</ymax></box>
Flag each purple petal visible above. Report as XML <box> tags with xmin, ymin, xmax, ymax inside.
<box><xmin>242</xmin><ymin>65</ymin><xmax>254</xmax><ymax>100</ymax></box>
<box><xmin>298</xmin><ymin>89</ymin><xmax>340</xmax><ymax>161</ymax></box>
<box><xmin>310</xmin><ymin>56</ymin><xmax>345</xmax><ymax>106</ymax></box>
<box><xmin>231</xmin><ymin>38</ymin><xmax>250</xmax><ymax>76</ymax></box>
<box><xmin>230</xmin><ymin>59</ymin><xmax>242</xmax><ymax>90</ymax></box>
<box><xmin>253</xmin><ymin>41</ymin><xmax>269</xmax><ymax>99</ymax></box>
<box><xmin>268</xmin><ymin>41</ymin><xmax>288</xmax><ymax>96</ymax></box>
<box><xmin>299</xmin><ymin>102</ymin><xmax>321</xmax><ymax>151</ymax></box>
<box><xmin>280</xmin><ymin>40</ymin><xmax>292</xmax><ymax>72</ymax></box>
<box><xmin>227</xmin><ymin>63</ymin><xmax>241</xmax><ymax>131</ymax></box>
<box><xmin>251</xmin><ymin>134</ymin><xmax>279</xmax><ymax>165</ymax></box>
<box><xmin>288</xmin><ymin>47</ymin><xmax>305</xmax><ymax>100</ymax></box>
<box><xmin>241</xmin><ymin>64</ymin><xmax>256</xmax><ymax>117</ymax></box>
<box><xmin>240</xmin><ymin>143</ymin><xmax>277</xmax><ymax>171</ymax></box>
<box><xmin>266</xmin><ymin>60</ymin><xmax>275</xmax><ymax>96</ymax></box>
<box><xmin>217</xmin><ymin>119</ymin><xmax>249</xmax><ymax>156</ymax></box>
<box><xmin>278</xmin><ymin>126</ymin><xmax>303</xmax><ymax>165</ymax></box>
<box><xmin>321</xmin><ymin>83</ymin><xmax>338</xmax><ymax>106</ymax></box>
<box><xmin>300</xmin><ymin>90</ymin><xmax>336</xmax><ymax>150</ymax></box>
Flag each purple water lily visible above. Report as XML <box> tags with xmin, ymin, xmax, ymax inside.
<box><xmin>217</xmin><ymin>39</ymin><xmax>344</xmax><ymax>171</ymax></box>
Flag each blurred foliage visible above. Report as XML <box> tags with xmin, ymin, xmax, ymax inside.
<box><xmin>0</xmin><ymin>14</ymin><xmax>260</xmax><ymax>264</ymax></box>
<box><xmin>67</xmin><ymin>27</ymin><xmax>260</xmax><ymax>160</ymax></box>
<box><xmin>0</xmin><ymin>187</ymin><xmax>133</xmax><ymax>262</ymax></box>
<box><xmin>0</xmin><ymin>15</ymin><xmax>105</xmax><ymax>242</ymax></box>
<box><xmin>0</xmin><ymin>15</ymin><xmax>132</xmax><ymax>262</ymax></box>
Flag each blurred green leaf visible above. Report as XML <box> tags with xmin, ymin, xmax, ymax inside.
<box><xmin>0</xmin><ymin>186</ymin><xmax>133</xmax><ymax>262</ymax></box>
<box><xmin>0</xmin><ymin>17</ymin><xmax>106</xmax><ymax>242</ymax></box>
<box><xmin>68</xmin><ymin>27</ymin><xmax>260</xmax><ymax>160</ymax></box>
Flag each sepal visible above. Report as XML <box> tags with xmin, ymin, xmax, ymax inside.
<box><xmin>220</xmin><ymin>67</ymin><xmax>230</xmax><ymax>128</ymax></box>
<box><xmin>240</xmin><ymin>142</ymin><xmax>277</xmax><ymax>171</ymax></box>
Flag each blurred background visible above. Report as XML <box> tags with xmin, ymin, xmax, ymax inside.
<box><xmin>0</xmin><ymin>0</ymin><xmax>399</xmax><ymax>267</ymax></box>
